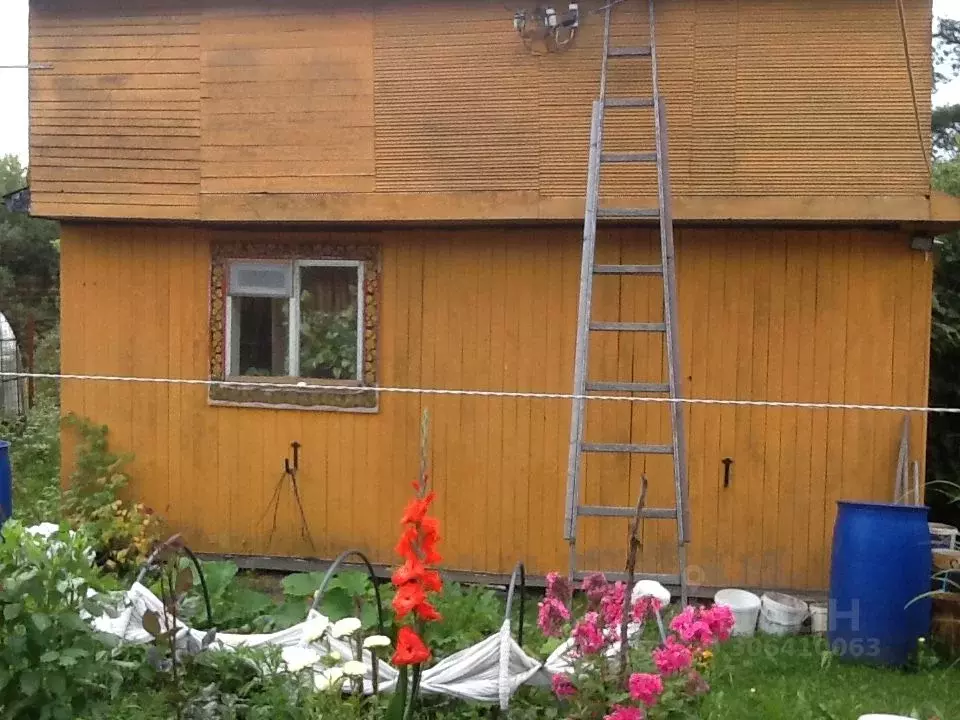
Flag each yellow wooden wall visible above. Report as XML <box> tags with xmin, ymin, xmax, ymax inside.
<box><xmin>30</xmin><ymin>0</ymin><xmax>933</xmax><ymax>223</ymax></box>
<box><xmin>60</xmin><ymin>222</ymin><xmax>933</xmax><ymax>591</ymax></box>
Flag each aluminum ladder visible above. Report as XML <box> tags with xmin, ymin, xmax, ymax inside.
<box><xmin>563</xmin><ymin>0</ymin><xmax>690</xmax><ymax>604</ymax></box>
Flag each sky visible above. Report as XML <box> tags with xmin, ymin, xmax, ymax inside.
<box><xmin>2</xmin><ymin>0</ymin><xmax>960</xmax><ymax>164</ymax></box>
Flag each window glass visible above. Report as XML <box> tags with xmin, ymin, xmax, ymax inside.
<box><xmin>298</xmin><ymin>265</ymin><xmax>359</xmax><ymax>380</ymax></box>
<box><xmin>235</xmin><ymin>296</ymin><xmax>289</xmax><ymax>376</ymax></box>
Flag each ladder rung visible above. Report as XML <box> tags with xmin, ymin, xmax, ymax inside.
<box><xmin>604</xmin><ymin>97</ymin><xmax>654</xmax><ymax>108</ymax></box>
<box><xmin>581</xmin><ymin>442</ymin><xmax>674</xmax><ymax>454</ymax></box>
<box><xmin>600</xmin><ymin>152</ymin><xmax>657</xmax><ymax>164</ymax></box>
<box><xmin>586</xmin><ymin>381</ymin><xmax>670</xmax><ymax>393</ymax></box>
<box><xmin>590</xmin><ymin>322</ymin><xmax>665</xmax><ymax>332</ymax></box>
<box><xmin>608</xmin><ymin>46</ymin><xmax>652</xmax><ymax>57</ymax></box>
<box><xmin>597</xmin><ymin>208</ymin><xmax>660</xmax><ymax>219</ymax></box>
<box><xmin>578</xmin><ymin>505</ymin><xmax>678</xmax><ymax>519</ymax></box>
<box><xmin>593</xmin><ymin>264</ymin><xmax>663</xmax><ymax>275</ymax></box>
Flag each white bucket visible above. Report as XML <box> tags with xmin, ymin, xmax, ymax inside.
<box><xmin>809</xmin><ymin>602</ymin><xmax>828</xmax><ymax>635</ymax></box>
<box><xmin>758</xmin><ymin>592</ymin><xmax>808</xmax><ymax>636</ymax></box>
<box><xmin>713</xmin><ymin>588</ymin><xmax>760</xmax><ymax>637</ymax></box>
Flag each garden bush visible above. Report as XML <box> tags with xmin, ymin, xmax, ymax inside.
<box><xmin>0</xmin><ymin>521</ymin><xmax>131</xmax><ymax>720</ymax></box>
<box><xmin>1</xmin><ymin>398</ymin><xmax>61</xmax><ymax>525</ymax></box>
<box><xmin>61</xmin><ymin>416</ymin><xmax>162</xmax><ymax>575</ymax></box>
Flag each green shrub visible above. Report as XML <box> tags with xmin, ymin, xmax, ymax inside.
<box><xmin>1</xmin><ymin>399</ymin><xmax>61</xmax><ymax>525</ymax></box>
<box><xmin>0</xmin><ymin>521</ymin><xmax>130</xmax><ymax>720</ymax></box>
<box><xmin>62</xmin><ymin>416</ymin><xmax>162</xmax><ymax>575</ymax></box>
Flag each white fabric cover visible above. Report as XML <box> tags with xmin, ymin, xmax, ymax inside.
<box><xmin>88</xmin><ymin>580</ymin><xmax>669</xmax><ymax>709</ymax></box>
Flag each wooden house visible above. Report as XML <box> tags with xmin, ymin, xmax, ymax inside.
<box><xmin>31</xmin><ymin>0</ymin><xmax>960</xmax><ymax>594</ymax></box>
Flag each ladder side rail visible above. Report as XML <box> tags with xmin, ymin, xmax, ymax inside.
<box><xmin>564</xmin><ymin>99</ymin><xmax>605</xmax><ymax>542</ymax></box>
<box><xmin>648</xmin><ymin>0</ymin><xmax>690</xmax><ymax>545</ymax></box>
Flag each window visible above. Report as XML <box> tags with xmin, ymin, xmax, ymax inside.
<box><xmin>226</xmin><ymin>260</ymin><xmax>362</xmax><ymax>381</ymax></box>
<box><xmin>209</xmin><ymin>243</ymin><xmax>379</xmax><ymax>411</ymax></box>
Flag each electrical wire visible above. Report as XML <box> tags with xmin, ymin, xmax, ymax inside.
<box><xmin>2</xmin><ymin>369</ymin><xmax>958</xmax><ymax>415</ymax></box>
<box><xmin>895</xmin><ymin>0</ymin><xmax>932</xmax><ymax>175</ymax></box>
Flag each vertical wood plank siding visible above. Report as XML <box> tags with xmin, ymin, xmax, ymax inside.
<box><xmin>29</xmin><ymin>0</ymin><xmax>932</xmax><ymax>221</ymax></box>
<box><xmin>60</xmin><ymin>223</ymin><xmax>933</xmax><ymax>591</ymax></box>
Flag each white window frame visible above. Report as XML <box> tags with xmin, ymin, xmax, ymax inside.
<box><xmin>224</xmin><ymin>258</ymin><xmax>365</xmax><ymax>383</ymax></box>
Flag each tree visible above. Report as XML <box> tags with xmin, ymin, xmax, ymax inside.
<box><xmin>933</xmin><ymin>19</ymin><xmax>960</xmax><ymax>157</ymax></box>
<box><xmin>928</xmin><ymin>161</ymin><xmax>960</xmax><ymax>525</ymax></box>
<box><xmin>0</xmin><ymin>154</ymin><xmax>60</xmax><ymax>341</ymax></box>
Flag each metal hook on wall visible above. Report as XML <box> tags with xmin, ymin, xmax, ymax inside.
<box><xmin>284</xmin><ymin>441</ymin><xmax>301</xmax><ymax>476</ymax></box>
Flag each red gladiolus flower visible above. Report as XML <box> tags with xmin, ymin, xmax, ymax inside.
<box><xmin>393</xmin><ymin>626</ymin><xmax>431</xmax><ymax>666</ymax></box>
<box><xmin>420</xmin><ymin>569</ymin><xmax>442</xmax><ymax>593</ymax></box>
<box><xmin>393</xmin><ymin>581</ymin><xmax>427</xmax><ymax>618</ymax></box>
<box><xmin>415</xmin><ymin>599</ymin><xmax>442</xmax><ymax>622</ymax></box>
<box><xmin>392</xmin><ymin>558</ymin><xmax>426</xmax><ymax>586</ymax></box>
<box><xmin>391</xmin><ymin>475</ymin><xmax>443</xmax><ymax>672</ymax></box>
<box><xmin>401</xmin><ymin>491</ymin><xmax>436</xmax><ymax>525</ymax></box>
<box><xmin>395</xmin><ymin>526</ymin><xmax>418</xmax><ymax>559</ymax></box>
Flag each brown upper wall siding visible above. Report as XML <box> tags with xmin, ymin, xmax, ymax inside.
<box><xmin>29</xmin><ymin>0</ymin><xmax>933</xmax><ymax>221</ymax></box>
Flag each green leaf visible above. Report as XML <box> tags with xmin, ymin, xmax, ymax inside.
<box><xmin>2</xmin><ymin>603</ymin><xmax>21</xmax><ymax>621</ymax></box>
<box><xmin>32</xmin><ymin>613</ymin><xmax>51</xmax><ymax>633</ymax></box>
<box><xmin>198</xmin><ymin>561</ymin><xmax>238</xmax><ymax>600</ymax></box>
<box><xmin>360</xmin><ymin>603</ymin><xmax>380</xmax><ymax>631</ymax></box>
<box><xmin>46</xmin><ymin>671</ymin><xmax>66</xmax><ymax>697</ymax></box>
<box><xmin>328</xmin><ymin>570</ymin><xmax>371</xmax><ymax>598</ymax></box>
<box><xmin>39</xmin><ymin>651</ymin><xmax>60</xmax><ymax>663</ymax></box>
<box><xmin>281</xmin><ymin>571</ymin><xmax>326</xmax><ymax>598</ymax></box>
<box><xmin>20</xmin><ymin>671</ymin><xmax>40</xmax><ymax>697</ymax></box>
<box><xmin>320</xmin><ymin>587</ymin><xmax>354</xmax><ymax>621</ymax></box>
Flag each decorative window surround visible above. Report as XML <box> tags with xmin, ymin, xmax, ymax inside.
<box><xmin>209</xmin><ymin>241</ymin><xmax>380</xmax><ymax>411</ymax></box>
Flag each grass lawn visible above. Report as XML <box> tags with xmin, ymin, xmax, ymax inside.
<box><xmin>701</xmin><ymin>634</ymin><xmax>960</xmax><ymax>720</ymax></box>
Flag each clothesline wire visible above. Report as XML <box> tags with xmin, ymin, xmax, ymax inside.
<box><xmin>1</xmin><ymin>369</ymin><xmax>955</xmax><ymax>415</ymax></box>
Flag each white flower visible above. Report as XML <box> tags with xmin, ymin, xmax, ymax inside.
<box><xmin>342</xmin><ymin>660</ymin><xmax>366</xmax><ymax>677</ymax></box>
<box><xmin>330</xmin><ymin>617</ymin><xmax>363</xmax><ymax>638</ymax></box>
<box><xmin>363</xmin><ymin>634</ymin><xmax>392</xmax><ymax>650</ymax></box>
<box><xmin>328</xmin><ymin>650</ymin><xmax>342</xmax><ymax>663</ymax></box>
<box><xmin>283</xmin><ymin>646</ymin><xmax>322</xmax><ymax>673</ymax></box>
<box><xmin>302</xmin><ymin>613</ymin><xmax>330</xmax><ymax>643</ymax></box>
<box><xmin>315</xmin><ymin>667</ymin><xmax>345</xmax><ymax>691</ymax></box>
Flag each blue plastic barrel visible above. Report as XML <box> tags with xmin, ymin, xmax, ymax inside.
<box><xmin>0</xmin><ymin>440</ymin><xmax>10</xmax><ymax>523</ymax></box>
<box><xmin>829</xmin><ymin>501</ymin><xmax>931</xmax><ymax>666</ymax></box>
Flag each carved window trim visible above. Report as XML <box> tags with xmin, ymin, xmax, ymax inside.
<box><xmin>209</xmin><ymin>241</ymin><xmax>380</xmax><ymax>412</ymax></box>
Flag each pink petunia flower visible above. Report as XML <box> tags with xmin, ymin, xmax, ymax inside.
<box><xmin>652</xmin><ymin>637</ymin><xmax>693</xmax><ymax>676</ymax></box>
<box><xmin>628</xmin><ymin>672</ymin><xmax>664</xmax><ymax>708</ymax></box>
<box><xmin>703</xmin><ymin>604</ymin><xmax>735</xmax><ymax>642</ymax></box>
<box><xmin>600</xmin><ymin>582</ymin><xmax>627</xmax><ymax>627</ymax></box>
<box><xmin>581</xmin><ymin>572</ymin><xmax>609</xmax><ymax>609</ymax></box>
<box><xmin>604</xmin><ymin>705</ymin><xmax>644</xmax><ymax>720</ymax></box>
<box><xmin>537</xmin><ymin>596</ymin><xmax>571</xmax><ymax>638</ymax></box>
<box><xmin>572</xmin><ymin>611</ymin><xmax>606</xmax><ymax>655</ymax></box>
<box><xmin>551</xmin><ymin>673</ymin><xmax>577</xmax><ymax>699</ymax></box>
<box><xmin>631</xmin><ymin>595</ymin><xmax>664</xmax><ymax>623</ymax></box>
<box><xmin>545</xmin><ymin>572</ymin><xmax>573</xmax><ymax>605</ymax></box>
<box><xmin>679</xmin><ymin>619</ymin><xmax>715</xmax><ymax>647</ymax></box>
<box><xmin>669</xmin><ymin>606</ymin><xmax>715</xmax><ymax>647</ymax></box>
